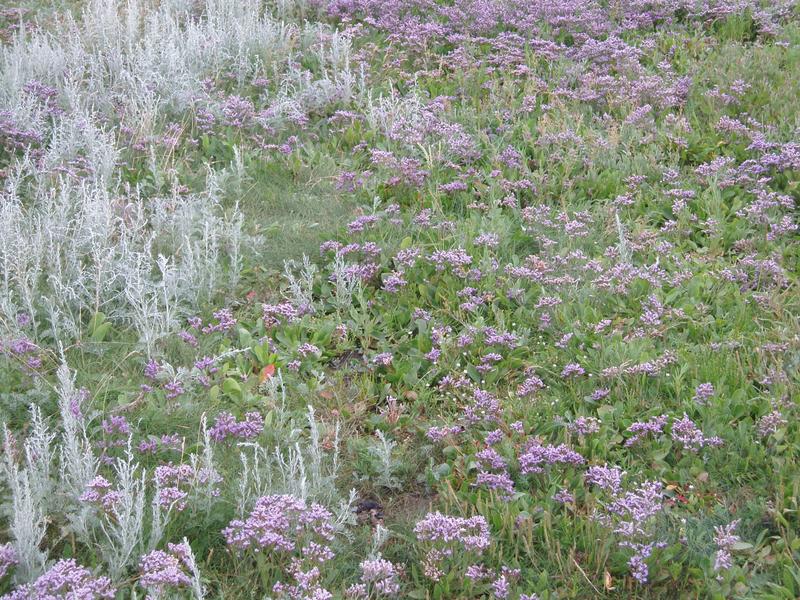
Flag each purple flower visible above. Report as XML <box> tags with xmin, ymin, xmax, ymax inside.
<box><xmin>474</xmin><ymin>471</ymin><xmax>516</xmax><ymax>500</ymax></box>
<box><xmin>713</xmin><ymin>520</ymin><xmax>740</xmax><ymax>572</ymax></box>
<box><xmin>0</xmin><ymin>543</ymin><xmax>17</xmax><ymax>579</ymax></box>
<box><xmin>414</xmin><ymin>512</ymin><xmax>490</xmax><ymax>551</ymax></box>
<box><xmin>426</xmin><ymin>425</ymin><xmax>462</xmax><ymax>442</ymax></box>
<box><xmin>373</xmin><ymin>352</ymin><xmax>393</xmax><ymax>366</ymax></box>
<box><xmin>567</xmin><ymin>416</ymin><xmax>601</xmax><ymax>436</ymax></box>
<box><xmin>671</xmin><ymin>414</ymin><xmax>723</xmax><ymax>452</ymax></box>
<box><xmin>585</xmin><ymin>464</ymin><xmax>625</xmax><ymax>494</ymax></box>
<box><xmin>201</xmin><ymin>309</ymin><xmax>236</xmax><ymax>334</ymax></box>
<box><xmin>757</xmin><ymin>410</ymin><xmax>786</xmax><ymax>437</ymax></box>
<box><xmin>553</xmin><ymin>489</ymin><xmax>575</xmax><ymax>504</ymax></box>
<box><xmin>2</xmin><ymin>559</ymin><xmax>115</xmax><ymax>599</ymax></box>
<box><xmin>298</xmin><ymin>343</ymin><xmax>321</xmax><ymax>357</ymax></box>
<box><xmin>139</xmin><ymin>542</ymin><xmax>195</xmax><ymax>595</ymax></box>
<box><xmin>346</xmin><ymin>558</ymin><xmax>402</xmax><ymax>598</ymax></box>
<box><xmin>560</xmin><ymin>363</ymin><xmax>585</xmax><ymax>378</ymax></box>
<box><xmin>428</xmin><ymin>248</ymin><xmax>472</xmax><ymax>271</ymax></box>
<box><xmin>693</xmin><ymin>383</ymin><xmax>715</xmax><ymax>404</ymax></box>
<box><xmin>209</xmin><ymin>412</ymin><xmax>264</xmax><ymax>443</ymax></box>
<box><xmin>101</xmin><ymin>415</ymin><xmax>130</xmax><ymax>436</ymax></box>
<box><xmin>625</xmin><ymin>415</ymin><xmax>668</xmax><ymax>447</ymax></box>
<box><xmin>223</xmin><ymin>495</ymin><xmax>334</xmax><ymax>553</ymax></box>
<box><xmin>519</xmin><ymin>440</ymin><xmax>584</xmax><ymax>474</ymax></box>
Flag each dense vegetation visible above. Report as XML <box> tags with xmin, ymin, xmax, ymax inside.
<box><xmin>0</xmin><ymin>0</ymin><xmax>798</xmax><ymax>597</ymax></box>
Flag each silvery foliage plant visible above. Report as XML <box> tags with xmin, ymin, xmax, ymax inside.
<box><xmin>0</xmin><ymin>0</ymin><xmax>362</xmax><ymax>351</ymax></box>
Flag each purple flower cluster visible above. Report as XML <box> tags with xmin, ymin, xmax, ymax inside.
<box><xmin>346</xmin><ymin>558</ymin><xmax>402</xmax><ymax>598</ymax></box>
<box><xmin>625</xmin><ymin>415</ymin><xmax>668</xmax><ymax>447</ymax></box>
<box><xmin>757</xmin><ymin>410</ymin><xmax>787</xmax><ymax>437</ymax></box>
<box><xmin>519</xmin><ymin>440</ymin><xmax>584</xmax><ymax>475</ymax></box>
<box><xmin>139</xmin><ymin>541</ymin><xmax>195</xmax><ymax>596</ymax></box>
<box><xmin>414</xmin><ymin>512</ymin><xmax>491</xmax><ymax>551</ymax></box>
<box><xmin>693</xmin><ymin>382</ymin><xmax>715</xmax><ymax>404</ymax></box>
<box><xmin>1</xmin><ymin>560</ymin><xmax>115</xmax><ymax>599</ymax></box>
<box><xmin>596</xmin><ymin>480</ymin><xmax>665</xmax><ymax>583</ymax></box>
<box><xmin>0</xmin><ymin>543</ymin><xmax>17</xmax><ymax>579</ymax></box>
<box><xmin>80</xmin><ymin>476</ymin><xmax>122</xmax><ymax>511</ymax></box>
<box><xmin>713</xmin><ymin>520</ymin><xmax>740</xmax><ymax>573</ymax></box>
<box><xmin>671</xmin><ymin>414</ymin><xmax>723</xmax><ymax>452</ymax></box>
<box><xmin>262</xmin><ymin>302</ymin><xmax>301</xmax><ymax>327</ymax></box>
<box><xmin>223</xmin><ymin>495</ymin><xmax>334</xmax><ymax>552</ymax></box>
<box><xmin>585</xmin><ymin>465</ymin><xmax>625</xmax><ymax>494</ymax></box>
<box><xmin>201</xmin><ymin>309</ymin><xmax>236</xmax><ymax>334</ymax></box>
<box><xmin>428</xmin><ymin>248</ymin><xmax>473</xmax><ymax>271</ymax></box>
<box><xmin>208</xmin><ymin>412</ymin><xmax>264</xmax><ymax>443</ymax></box>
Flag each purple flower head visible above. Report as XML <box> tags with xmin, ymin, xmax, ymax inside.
<box><xmin>223</xmin><ymin>495</ymin><xmax>334</xmax><ymax>553</ymax></box>
<box><xmin>139</xmin><ymin>541</ymin><xmax>196</xmax><ymax>596</ymax></box>
<box><xmin>625</xmin><ymin>415</ymin><xmax>668</xmax><ymax>447</ymax></box>
<box><xmin>561</xmin><ymin>363</ymin><xmax>585</xmax><ymax>378</ymax></box>
<box><xmin>519</xmin><ymin>440</ymin><xmax>584</xmax><ymax>475</ymax></box>
<box><xmin>713</xmin><ymin>520</ymin><xmax>740</xmax><ymax>572</ymax></box>
<box><xmin>414</xmin><ymin>512</ymin><xmax>490</xmax><ymax>551</ymax></box>
<box><xmin>0</xmin><ymin>543</ymin><xmax>18</xmax><ymax>579</ymax></box>
<box><xmin>671</xmin><ymin>414</ymin><xmax>723</xmax><ymax>452</ymax></box>
<box><xmin>2</xmin><ymin>559</ymin><xmax>115</xmax><ymax>599</ymax></box>
<box><xmin>693</xmin><ymin>382</ymin><xmax>715</xmax><ymax>404</ymax></box>
<box><xmin>585</xmin><ymin>464</ymin><xmax>625</xmax><ymax>494</ymax></box>
<box><xmin>757</xmin><ymin>410</ymin><xmax>786</xmax><ymax>437</ymax></box>
<box><xmin>209</xmin><ymin>412</ymin><xmax>264</xmax><ymax>443</ymax></box>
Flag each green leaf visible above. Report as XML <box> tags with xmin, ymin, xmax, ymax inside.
<box><xmin>90</xmin><ymin>322</ymin><xmax>112</xmax><ymax>342</ymax></box>
<box><xmin>222</xmin><ymin>378</ymin><xmax>243</xmax><ymax>400</ymax></box>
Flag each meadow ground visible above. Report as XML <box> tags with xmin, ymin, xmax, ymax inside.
<box><xmin>0</xmin><ymin>0</ymin><xmax>799</xmax><ymax>598</ymax></box>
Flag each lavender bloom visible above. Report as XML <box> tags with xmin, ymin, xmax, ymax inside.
<box><xmin>625</xmin><ymin>415</ymin><xmax>668</xmax><ymax>447</ymax></box>
<box><xmin>585</xmin><ymin>465</ymin><xmax>625</xmax><ymax>494</ymax></box>
<box><xmin>553</xmin><ymin>489</ymin><xmax>575</xmax><ymax>504</ymax></box>
<box><xmin>601</xmin><ymin>481</ymin><xmax>663</xmax><ymax>539</ymax></box>
<box><xmin>516</xmin><ymin>374</ymin><xmax>544</xmax><ymax>398</ymax></box>
<box><xmin>373</xmin><ymin>352</ymin><xmax>393</xmax><ymax>366</ymax></box>
<box><xmin>561</xmin><ymin>363</ymin><xmax>585</xmax><ymax>378</ymax></box>
<box><xmin>154</xmin><ymin>463</ymin><xmax>194</xmax><ymax>511</ymax></box>
<box><xmin>298</xmin><ymin>343</ymin><xmax>321</xmax><ymax>357</ymax></box>
<box><xmin>208</xmin><ymin>412</ymin><xmax>264</xmax><ymax>443</ymax></box>
<box><xmin>101</xmin><ymin>416</ymin><xmax>130</xmax><ymax>436</ymax></box>
<box><xmin>262</xmin><ymin>302</ymin><xmax>300</xmax><ymax>327</ymax></box>
<box><xmin>80</xmin><ymin>476</ymin><xmax>121</xmax><ymax>511</ymax></box>
<box><xmin>201</xmin><ymin>308</ymin><xmax>236</xmax><ymax>334</ymax></box>
<box><xmin>713</xmin><ymin>520</ymin><xmax>741</xmax><ymax>573</ymax></box>
<box><xmin>474</xmin><ymin>233</ymin><xmax>500</xmax><ymax>248</ymax></box>
<box><xmin>414</xmin><ymin>512</ymin><xmax>491</xmax><ymax>551</ymax></box>
<box><xmin>163</xmin><ymin>379</ymin><xmax>184</xmax><ymax>400</ymax></box>
<box><xmin>474</xmin><ymin>471</ymin><xmax>516</xmax><ymax>500</ymax></box>
<box><xmin>428</xmin><ymin>248</ymin><xmax>472</xmax><ymax>271</ymax></box>
<box><xmin>0</xmin><ymin>544</ymin><xmax>17</xmax><ymax>579</ymax></box>
<box><xmin>567</xmin><ymin>416</ymin><xmax>601</xmax><ymax>436</ymax></box>
<box><xmin>426</xmin><ymin>425</ymin><xmax>462</xmax><ymax>441</ymax></box>
<box><xmin>223</xmin><ymin>495</ymin><xmax>334</xmax><ymax>552</ymax></box>
<box><xmin>144</xmin><ymin>359</ymin><xmax>161</xmax><ymax>380</ymax></box>
<box><xmin>519</xmin><ymin>440</ymin><xmax>584</xmax><ymax>474</ymax></box>
<box><xmin>671</xmin><ymin>414</ymin><xmax>723</xmax><ymax>452</ymax></box>
<box><xmin>346</xmin><ymin>558</ymin><xmax>402</xmax><ymax>598</ymax></box>
<box><xmin>463</xmin><ymin>389</ymin><xmax>502</xmax><ymax>424</ymax></box>
<box><xmin>1</xmin><ymin>559</ymin><xmax>115</xmax><ymax>599</ymax></box>
<box><xmin>757</xmin><ymin>410</ymin><xmax>787</xmax><ymax>437</ymax></box>
<box><xmin>693</xmin><ymin>383</ymin><xmax>715</xmax><ymax>404</ymax></box>
<box><xmin>464</xmin><ymin>564</ymin><xmax>493</xmax><ymax>582</ymax></box>
<box><xmin>139</xmin><ymin>542</ymin><xmax>195</xmax><ymax>596</ymax></box>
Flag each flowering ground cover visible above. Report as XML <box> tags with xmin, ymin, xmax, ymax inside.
<box><xmin>0</xmin><ymin>0</ymin><xmax>799</xmax><ymax>597</ymax></box>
